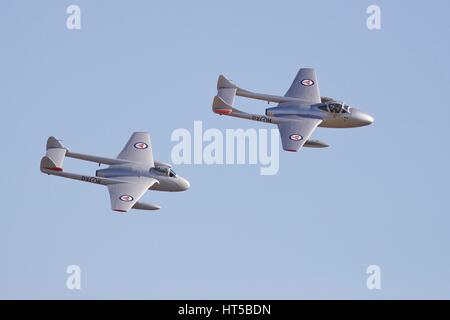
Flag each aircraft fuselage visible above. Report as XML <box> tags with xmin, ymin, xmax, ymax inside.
<box><xmin>96</xmin><ymin>165</ymin><xmax>190</xmax><ymax>192</ymax></box>
<box><xmin>265</xmin><ymin>102</ymin><xmax>374</xmax><ymax>128</ymax></box>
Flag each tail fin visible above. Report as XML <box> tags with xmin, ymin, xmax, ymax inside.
<box><xmin>217</xmin><ymin>74</ymin><xmax>238</xmax><ymax>90</ymax></box>
<box><xmin>40</xmin><ymin>136</ymin><xmax>67</xmax><ymax>172</ymax></box>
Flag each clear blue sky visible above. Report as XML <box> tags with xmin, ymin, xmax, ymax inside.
<box><xmin>1</xmin><ymin>0</ymin><xmax>450</xmax><ymax>299</ymax></box>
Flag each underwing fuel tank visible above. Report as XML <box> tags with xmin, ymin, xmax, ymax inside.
<box><xmin>132</xmin><ymin>202</ymin><xmax>161</xmax><ymax>210</ymax></box>
<box><xmin>304</xmin><ymin>139</ymin><xmax>329</xmax><ymax>148</ymax></box>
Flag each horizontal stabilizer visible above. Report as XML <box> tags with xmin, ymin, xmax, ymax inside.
<box><xmin>132</xmin><ymin>202</ymin><xmax>161</xmax><ymax>210</ymax></box>
<box><xmin>43</xmin><ymin>136</ymin><xmax>67</xmax><ymax>171</ymax></box>
<box><xmin>214</xmin><ymin>75</ymin><xmax>238</xmax><ymax>115</ymax></box>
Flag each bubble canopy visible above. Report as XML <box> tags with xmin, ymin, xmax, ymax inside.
<box><xmin>153</xmin><ymin>166</ymin><xmax>177</xmax><ymax>177</ymax></box>
<box><xmin>317</xmin><ymin>102</ymin><xmax>350</xmax><ymax>113</ymax></box>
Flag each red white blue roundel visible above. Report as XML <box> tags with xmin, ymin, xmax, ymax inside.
<box><xmin>119</xmin><ymin>195</ymin><xmax>134</xmax><ymax>202</ymax></box>
<box><xmin>134</xmin><ymin>142</ymin><xmax>148</xmax><ymax>149</ymax></box>
<box><xmin>301</xmin><ymin>79</ymin><xmax>314</xmax><ymax>86</ymax></box>
<box><xmin>289</xmin><ymin>134</ymin><xmax>303</xmax><ymax>141</ymax></box>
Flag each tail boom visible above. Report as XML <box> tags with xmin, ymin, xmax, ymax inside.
<box><xmin>40</xmin><ymin>157</ymin><xmax>123</xmax><ymax>186</ymax></box>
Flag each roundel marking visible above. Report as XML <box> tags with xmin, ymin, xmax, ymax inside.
<box><xmin>119</xmin><ymin>195</ymin><xmax>134</xmax><ymax>202</ymax></box>
<box><xmin>300</xmin><ymin>79</ymin><xmax>314</xmax><ymax>86</ymax></box>
<box><xmin>289</xmin><ymin>134</ymin><xmax>303</xmax><ymax>141</ymax></box>
<box><xmin>134</xmin><ymin>142</ymin><xmax>148</xmax><ymax>149</ymax></box>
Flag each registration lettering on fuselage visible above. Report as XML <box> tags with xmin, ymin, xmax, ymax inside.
<box><xmin>81</xmin><ymin>176</ymin><xmax>101</xmax><ymax>184</ymax></box>
<box><xmin>251</xmin><ymin>115</ymin><xmax>272</xmax><ymax>123</ymax></box>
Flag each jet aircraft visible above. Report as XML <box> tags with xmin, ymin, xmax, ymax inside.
<box><xmin>40</xmin><ymin>132</ymin><xmax>190</xmax><ymax>212</ymax></box>
<box><xmin>212</xmin><ymin>68</ymin><xmax>374</xmax><ymax>152</ymax></box>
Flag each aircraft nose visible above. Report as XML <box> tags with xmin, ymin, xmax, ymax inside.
<box><xmin>179</xmin><ymin>177</ymin><xmax>190</xmax><ymax>191</ymax></box>
<box><xmin>351</xmin><ymin>108</ymin><xmax>374</xmax><ymax>126</ymax></box>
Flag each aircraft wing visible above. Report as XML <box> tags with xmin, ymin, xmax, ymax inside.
<box><xmin>277</xmin><ymin>117</ymin><xmax>323</xmax><ymax>152</ymax></box>
<box><xmin>107</xmin><ymin>176</ymin><xmax>159</xmax><ymax>212</ymax></box>
<box><xmin>117</xmin><ymin>132</ymin><xmax>154</xmax><ymax>167</ymax></box>
<box><xmin>284</xmin><ymin>68</ymin><xmax>321</xmax><ymax>104</ymax></box>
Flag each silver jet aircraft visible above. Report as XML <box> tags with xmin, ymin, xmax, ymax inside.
<box><xmin>40</xmin><ymin>132</ymin><xmax>190</xmax><ymax>212</ymax></box>
<box><xmin>212</xmin><ymin>68</ymin><xmax>374</xmax><ymax>152</ymax></box>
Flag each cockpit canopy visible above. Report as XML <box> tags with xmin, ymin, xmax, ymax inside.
<box><xmin>153</xmin><ymin>166</ymin><xmax>177</xmax><ymax>177</ymax></box>
<box><xmin>317</xmin><ymin>102</ymin><xmax>350</xmax><ymax>114</ymax></box>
